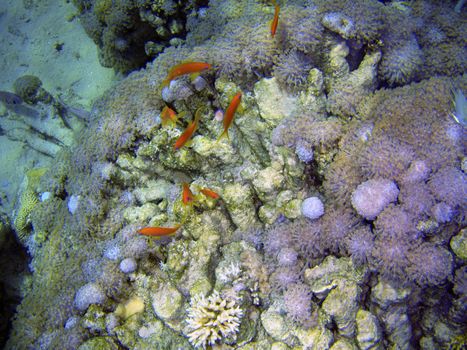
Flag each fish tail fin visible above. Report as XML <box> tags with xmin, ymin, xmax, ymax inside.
<box><xmin>216</xmin><ymin>130</ymin><xmax>229</xmax><ymax>143</ymax></box>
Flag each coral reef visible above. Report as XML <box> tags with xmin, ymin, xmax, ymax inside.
<box><xmin>3</xmin><ymin>1</ymin><xmax>466</xmax><ymax>349</ymax></box>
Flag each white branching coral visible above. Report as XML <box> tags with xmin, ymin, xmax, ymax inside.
<box><xmin>217</xmin><ymin>262</ymin><xmax>242</xmax><ymax>284</ymax></box>
<box><xmin>185</xmin><ymin>290</ymin><xmax>243</xmax><ymax>349</ymax></box>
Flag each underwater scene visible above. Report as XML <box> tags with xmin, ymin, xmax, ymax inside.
<box><xmin>0</xmin><ymin>0</ymin><xmax>466</xmax><ymax>349</ymax></box>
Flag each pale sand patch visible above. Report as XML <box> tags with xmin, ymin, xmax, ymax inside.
<box><xmin>0</xmin><ymin>0</ymin><xmax>117</xmax><ymax>214</ymax></box>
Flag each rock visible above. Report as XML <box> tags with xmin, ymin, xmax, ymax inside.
<box><xmin>261</xmin><ymin>308</ymin><xmax>290</xmax><ymax>342</ymax></box>
<box><xmin>294</xmin><ymin>327</ymin><xmax>334</xmax><ymax>350</ymax></box>
<box><xmin>356</xmin><ymin>309</ymin><xmax>383</xmax><ymax>350</ymax></box>
<box><xmin>252</xmin><ymin>166</ymin><xmax>285</xmax><ymax>202</ymax></box>
<box><xmin>133</xmin><ymin>179</ymin><xmax>171</xmax><ymax>204</ymax></box>
<box><xmin>254</xmin><ymin>77</ymin><xmax>297</xmax><ymax>127</ymax></box>
<box><xmin>77</xmin><ymin>336</ymin><xmax>119</xmax><ymax>350</ymax></box>
<box><xmin>450</xmin><ymin>228</ymin><xmax>467</xmax><ymax>260</ymax></box>
<box><xmin>383</xmin><ymin>306</ymin><xmax>412</xmax><ymax>349</ymax></box>
<box><xmin>115</xmin><ymin>296</ymin><xmax>144</xmax><ymax>320</ymax></box>
<box><xmin>304</xmin><ymin>256</ymin><xmax>367</xmax><ymax>299</ymax></box>
<box><xmin>371</xmin><ymin>279</ymin><xmax>411</xmax><ymax>310</ymax></box>
<box><xmin>321</xmin><ymin>280</ymin><xmax>361</xmax><ymax>338</ymax></box>
<box><xmin>152</xmin><ymin>284</ymin><xmax>183</xmax><ymax>321</ymax></box>
<box><xmin>223</xmin><ymin>183</ymin><xmax>258</xmax><ymax>231</ymax></box>
<box><xmin>329</xmin><ymin>339</ymin><xmax>358</xmax><ymax>350</ymax></box>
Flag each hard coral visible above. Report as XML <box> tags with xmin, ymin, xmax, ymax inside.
<box><xmin>185</xmin><ymin>290</ymin><xmax>243</xmax><ymax>349</ymax></box>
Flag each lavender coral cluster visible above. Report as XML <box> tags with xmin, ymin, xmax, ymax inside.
<box><xmin>261</xmin><ymin>76</ymin><xmax>465</xmax><ymax>335</ymax></box>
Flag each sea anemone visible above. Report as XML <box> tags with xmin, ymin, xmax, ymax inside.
<box><xmin>351</xmin><ymin>179</ymin><xmax>399</xmax><ymax>220</ymax></box>
<box><xmin>345</xmin><ymin>226</ymin><xmax>375</xmax><ymax>266</ymax></box>
<box><xmin>283</xmin><ymin>282</ymin><xmax>313</xmax><ymax>326</ymax></box>
<box><xmin>276</xmin><ymin>247</ymin><xmax>299</xmax><ymax>267</ymax></box>
<box><xmin>374</xmin><ymin>205</ymin><xmax>419</xmax><ymax>240</ymax></box>
<box><xmin>401</xmin><ymin>159</ymin><xmax>431</xmax><ymax>184</ymax></box>
<box><xmin>407</xmin><ymin>243</ymin><xmax>453</xmax><ymax>287</ymax></box>
<box><xmin>321</xmin><ymin>12</ymin><xmax>356</xmax><ymax>39</ymax></box>
<box><xmin>280</xmin><ymin>5</ymin><xmax>323</xmax><ymax>55</ymax></box>
<box><xmin>379</xmin><ymin>36</ymin><xmax>424</xmax><ymax>86</ymax></box>
<box><xmin>263</xmin><ymin>222</ymin><xmax>294</xmax><ymax>257</ymax></box>
<box><xmin>431</xmin><ymin>202</ymin><xmax>453</xmax><ymax>224</ymax></box>
<box><xmin>398</xmin><ymin>182</ymin><xmax>434</xmax><ymax>217</ymax></box>
<box><xmin>270</xmin><ymin>265</ymin><xmax>302</xmax><ymax>292</ymax></box>
<box><xmin>371</xmin><ymin>232</ymin><xmax>414</xmax><ymax>283</ymax></box>
<box><xmin>291</xmin><ymin>219</ymin><xmax>324</xmax><ymax>259</ymax></box>
<box><xmin>322</xmin><ymin>207</ymin><xmax>360</xmax><ymax>255</ymax></box>
<box><xmin>428</xmin><ymin>166</ymin><xmax>467</xmax><ymax>208</ymax></box>
<box><xmin>273</xmin><ymin>50</ymin><xmax>313</xmax><ymax>91</ymax></box>
<box><xmin>360</xmin><ymin>134</ymin><xmax>415</xmax><ymax>181</ymax></box>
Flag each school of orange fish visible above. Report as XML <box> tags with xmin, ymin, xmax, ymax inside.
<box><xmin>138</xmin><ymin>1</ymin><xmax>281</xmax><ymax>238</ymax></box>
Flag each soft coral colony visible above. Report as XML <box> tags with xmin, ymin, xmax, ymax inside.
<box><xmin>3</xmin><ymin>0</ymin><xmax>467</xmax><ymax>349</ymax></box>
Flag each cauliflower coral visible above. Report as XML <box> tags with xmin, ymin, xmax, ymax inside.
<box><xmin>185</xmin><ymin>290</ymin><xmax>243</xmax><ymax>348</ymax></box>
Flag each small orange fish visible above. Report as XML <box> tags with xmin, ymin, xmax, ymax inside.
<box><xmin>174</xmin><ymin>108</ymin><xmax>202</xmax><ymax>150</ymax></box>
<box><xmin>271</xmin><ymin>3</ymin><xmax>280</xmax><ymax>37</ymax></box>
<box><xmin>199</xmin><ymin>187</ymin><xmax>220</xmax><ymax>200</ymax></box>
<box><xmin>217</xmin><ymin>92</ymin><xmax>242</xmax><ymax>141</ymax></box>
<box><xmin>162</xmin><ymin>62</ymin><xmax>212</xmax><ymax>87</ymax></box>
<box><xmin>182</xmin><ymin>183</ymin><xmax>195</xmax><ymax>205</ymax></box>
<box><xmin>161</xmin><ymin>106</ymin><xmax>179</xmax><ymax>127</ymax></box>
<box><xmin>137</xmin><ymin>225</ymin><xmax>181</xmax><ymax>237</ymax></box>
<box><xmin>218</xmin><ymin>92</ymin><xmax>242</xmax><ymax>141</ymax></box>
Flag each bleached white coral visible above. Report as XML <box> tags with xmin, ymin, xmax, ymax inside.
<box><xmin>185</xmin><ymin>290</ymin><xmax>243</xmax><ymax>349</ymax></box>
<box><xmin>217</xmin><ymin>262</ymin><xmax>242</xmax><ymax>284</ymax></box>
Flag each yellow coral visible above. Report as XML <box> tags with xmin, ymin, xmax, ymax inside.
<box><xmin>14</xmin><ymin>189</ymin><xmax>38</xmax><ymax>241</ymax></box>
<box><xmin>13</xmin><ymin>167</ymin><xmax>47</xmax><ymax>242</ymax></box>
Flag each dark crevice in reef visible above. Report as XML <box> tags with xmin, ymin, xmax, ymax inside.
<box><xmin>0</xmin><ymin>232</ymin><xmax>29</xmax><ymax>349</ymax></box>
<box><xmin>72</xmin><ymin>0</ymin><xmax>209</xmax><ymax>74</ymax></box>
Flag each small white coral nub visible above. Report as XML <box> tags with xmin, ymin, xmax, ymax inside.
<box><xmin>185</xmin><ymin>290</ymin><xmax>243</xmax><ymax>349</ymax></box>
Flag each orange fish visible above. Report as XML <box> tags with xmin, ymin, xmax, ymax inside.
<box><xmin>161</xmin><ymin>106</ymin><xmax>179</xmax><ymax>127</ymax></box>
<box><xmin>162</xmin><ymin>62</ymin><xmax>212</xmax><ymax>87</ymax></box>
<box><xmin>271</xmin><ymin>3</ymin><xmax>280</xmax><ymax>37</ymax></box>
<box><xmin>182</xmin><ymin>183</ymin><xmax>195</xmax><ymax>205</ymax></box>
<box><xmin>174</xmin><ymin>108</ymin><xmax>202</xmax><ymax>150</ymax></box>
<box><xmin>199</xmin><ymin>187</ymin><xmax>220</xmax><ymax>200</ymax></box>
<box><xmin>218</xmin><ymin>92</ymin><xmax>242</xmax><ymax>141</ymax></box>
<box><xmin>137</xmin><ymin>225</ymin><xmax>181</xmax><ymax>237</ymax></box>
